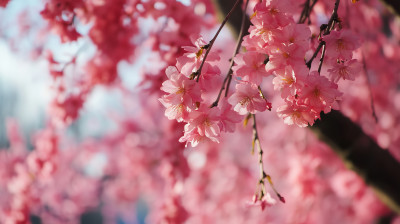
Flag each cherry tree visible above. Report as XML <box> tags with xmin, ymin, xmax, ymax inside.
<box><xmin>0</xmin><ymin>0</ymin><xmax>400</xmax><ymax>223</ymax></box>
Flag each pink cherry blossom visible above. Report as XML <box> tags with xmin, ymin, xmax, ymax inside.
<box><xmin>272</xmin><ymin>65</ymin><xmax>307</xmax><ymax>99</ymax></box>
<box><xmin>176</xmin><ymin>35</ymin><xmax>220</xmax><ymax>77</ymax></box>
<box><xmin>228</xmin><ymin>83</ymin><xmax>271</xmax><ymax>115</ymax></box>
<box><xmin>185</xmin><ymin>106</ymin><xmax>221</xmax><ymax>140</ymax></box>
<box><xmin>179</xmin><ymin>128</ymin><xmax>207</xmax><ymax>147</ymax></box>
<box><xmin>265</xmin><ymin>44</ymin><xmax>306</xmax><ymax>72</ymax></box>
<box><xmin>323</xmin><ymin>30</ymin><xmax>361</xmax><ymax>60</ymax></box>
<box><xmin>298</xmin><ymin>72</ymin><xmax>342</xmax><ymax>113</ymax></box>
<box><xmin>327</xmin><ymin>59</ymin><xmax>363</xmax><ymax>83</ymax></box>
<box><xmin>246</xmin><ymin>193</ymin><xmax>276</xmax><ymax>211</ymax></box>
<box><xmin>232</xmin><ymin>51</ymin><xmax>270</xmax><ymax>85</ymax></box>
<box><xmin>179</xmin><ymin>106</ymin><xmax>221</xmax><ymax>147</ymax></box>
<box><xmin>272</xmin><ymin>23</ymin><xmax>311</xmax><ymax>49</ymax></box>
<box><xmin>253</xmin><ymin>0</ymin><xmax>293</xmax><ymax>27</ymax></box>
<box><xmin>276</xmin><ymin>103</ymin><xmax>318</xmax><ymax>127</ymax></box>
<box><xmin>160</xmin><ymin>66</ymin><xmax>202</xmax><ymax>121</ymax></box>
<box><xmin>219</xmin><ymin>99</ymin><xmax>243</xmax><ymax>133</ymax></box>
<box><xmin>249</xmin><ymin>10</ymin><xmax>281</xmax><ymax>43</ymax></box>
<box><xmin>196</xmin><ymin>63</ymin><xmax>221</xmax><ymax>91</ymax></box>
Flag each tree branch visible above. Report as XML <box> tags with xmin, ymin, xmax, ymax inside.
<box><xmin>311</xmin><ymin>111</ymin><xmax>400</xmax><ymax>214</ymax></box>
<box><xmin>213</xmin><ymin>0</ymin><xmax>400</xmax><ymax>214</ymax></box>
<box><xmin>380</xmin><ymin>0</ymin><xmax>400</xmax><ymax>16</ymax></box>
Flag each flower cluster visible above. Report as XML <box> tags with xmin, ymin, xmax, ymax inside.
<box><xmin>229</xmin><ymin>0</ymin><xmax>361</xmax><ymax>127</ymax></box>
<box><xmin>160</xmin><ymin>36</ymin><xmax>242</xmax><ymax>147</ymax></box>
<box><xmin>161</xmin><ymin>0</ymin><xmax>363</xmax><ymax>145</ymax></box>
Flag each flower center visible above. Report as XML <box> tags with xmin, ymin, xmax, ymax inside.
<box><xmin>195</xmin><ymin>48</ymin><xmax>204</xmax><ymax>59</ymax></box>
<box><xmin>282</xmin><ymin>77</ymin><xmax>294</xmax><ymax>85</ymax></box>
<box><xmin>292</xmin><ymin>111</ymin><xmax>301</xmax><ymax>119</ymax></box>
<box><xmin>239</xmin><ymin>97</ymin><xmax>251</xmax><ymax>106</ymax></box>
<box><xmin>339</xmin><ymin>67</ymin><xmax>349</xmax><ymax>78</ymax></box>
<box><xmin>176</xmin><ymin>87</ymin><xmax>185</xmax><ymax>94</ymax></box>
<box><xmin>203</xmin><ymin>118</ymin><xmax>212</xmax><ymax>127</ymax></box>
<box><xmin>313</xmin><ymin>88</ymin><xmax>320</xmax><ymax>97</ymax></box>
<box><xmin>336</xmin><ymin>39</ymin><xmax>345</xmax><ymax>50</ymax></box>
<box><xmin>270</xmin><ymin>8</ymin><xmax>279</xmax><ymax>15</ymax></box>
<box><xmin>282</xmin><ymin>52</ymin><xmax>290</xmax><ymax>59</ymax></box>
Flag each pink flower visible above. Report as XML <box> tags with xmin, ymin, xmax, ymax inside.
<box><xmin>253</xmin><ymin>0</ymin><xmax>293</xmax><ymax>27</ymax></box>
<box><xmin>327</xmin><ymin>59</ymin><xmax>362</xmax><ymax>83</ymax></box>
<box><xmin>272</xmin><ymin>23</ymin><xmax>311</xmax><ymax>49</ymax></box>
<box><xmin>249</xmin><ymin>11</ymin><xmax>280</xmax><ymax>43</ymax></box>
<box><xmin>272</xmin><ymin>65</ymin><xmax>307</xmax><ymax>99</ymax></box>
<box><xmin>160</xmin><ymin>66</ymin><xmax>201</xmax><ymax>121</ymax></box>
<box><xmin>228</xmin><ymin>83</ymin><xmax>271</xmax><ymax>115</ymax></box>
<box><xmin>242</xmin><ymin>29</ymin><xmax>271</xmax><ymax>54</ymax></box>
<box><xmin>298</xmin><ymin>72</ymin><xmax>342</xmax><ymax>113</ymax></box>
<box><xmin>265</xmin><ymin>44</ymin><xmax>305</xmax><ymax>72</ymax></box>
<box><xmin>232</xmin><ymin>51</ymin><xmax>270</xmax><ymax>85</ymax></box>
<box><xmin>180</xmin><ymin>106</ymin><xmax>221</xmax><ymax>147</ymax></box>
<box><xmin>187</xmin><ymin>107</ymin><xmax>221</xmax><ymax>138</ymax></box>
<box><xmin>246</xmin><ymin>193</ymin><xmax>276</xmax><ymax>211</ymax></box>
<box><xmin>197</xmin><ymin>63</ymin><xmax>221</xmax><ymax>91</ymax></box>
<box><xmin>176</xmin><ymin>35</ymin><xmax>220</xmax><ymax>77</ymax></box>
<box><xmin>219</xmin><ymin>99</ymin><xmax>243</xmax><ymax>133</ymax></box>
<box><xmin>323</xmin><ymin>30</ymin><xmax>360</xmax><ymax>60</ymax></box>
<box><xmin>161</xmin><ymin>103</ymin><xmax>190</xmax><ymax>122</ymax></box>
<box><xmin>179</xmin><ymin>129</ymin><xmax>207</xmax><ymax>147</ymax></box>
<box><xmin>276</xmin><ymin>103</ymin><xmax>318</xmax><ymax>127</ymax></box>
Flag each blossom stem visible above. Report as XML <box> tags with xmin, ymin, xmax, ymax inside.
<box><xmin>317</xmin><ymin>42</ymin><xmax>326</xmax><ymax>73</ymax></box>
<box><xmin>210</xmin><ymin>0</ymin><xmax>249</xmax><ymax>107</ymax></box>
<box><xmin>252</xmin><ymin>114</ymin><xmax>285</xmax><ymax>203</ymax></box>
<box><xmin>306</xmin><ymin>41</ymin><xmax>324</xmax><ymax>69</ymax></box>
<box><xmin>307</xmin><ymin>0</ymin><xmax>318</xmax><ymax>24</ymax></box>
<box><xmin>298</xmin><ymin>0</ymin><xmax>310</xmax><ymax>24</ymax></box>
<box><xmin>305</xmin><ymin>0</ymin><xmax>340</xmax><ymax>69</ymax></box>
<box><xmin>195</xmin><ymin>0</ymin><xmax>242</xmax><ymax>82</ymax></box>
<box><xmin>325</xmin><ymin>0</ymin><xmax>341</xmax><ymax>35</ymax></box>
<box><xmin>299</xmin><ymin>0</ymin><xmax>318</xmax><ymax>24</ymax></box>
<box><xmin>252</xmin><ymin>114</ymin><xmax>267</xmax><ymax>198</ymax></box>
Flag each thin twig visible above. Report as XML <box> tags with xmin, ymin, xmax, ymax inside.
<box><xmin>305</xmin><ymin>0</ymin><xmax>340</xmax><ymax>69</ymax></box>
<box><xmin>317</xmin><ymin>42</ymin><xmax>326</xmax><ymax>73</ymax></box>
<box><xmin>194</xmin><ymin>0</ymin><xmax>242</xmax><ymax>82</ymax></box>
<box><xmin>324</xmin><ymin>0</ymin><xmax>340</xmax><ymax>35</ymax></box>
<box><xmin>252</xmin><ymin>114</ymin><xmax>285</xmax><ymax>203</ymax></box>
<box><xmin>306</xmin><ymin>41</ymin><xmax>324</xmax><ymax>68</ymax></box>
<box><xmin>307</xmin><ymin>0</ymin><xmax>318</xmax><ymax>24</ymax></box>
<box><xmin>298</xmin><ymin>0</ymin><xmax>310</xmax><ymax>23</ymax></box>
<box><xmin>299</xmin><ymin>0</ymin><xmax>318</xmax><ymax>24</ymax></box>
<box><xmin>210</xmin><ymin>0</ymin><xmax>249</xmax><ymax>107</ymax></box>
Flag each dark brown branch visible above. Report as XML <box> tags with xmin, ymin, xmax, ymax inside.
<box><xmin>306</xmin><ymin>41</ymin><xmax>324</xmax><ymax>69</ymax></box>
<box><xmin>380</xmin><ymin>0</ymin><xmax>400</xmax><ymax>16</ymax></box>
<box><xmin>311</xmin><ymin>111</ymin><xmax>400</xmax><ymax>214</ymax></box>
<box><xmin>214</xmin><ymin>0</ymin><xmax>400</xmax><ymax>215</ymax></box>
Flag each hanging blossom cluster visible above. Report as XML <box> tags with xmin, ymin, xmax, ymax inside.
<box><xmin>160</xmin><ymin>35</ymin><xmax>243</xmax><ymax>147</ymax></box>
<box><xmin>240</xmin><ymin>0</ymin><xmax>361</xmax><ymax>127</ymax></box>
<box><xmin>160</xmin><ymin>0</ymin><xmax>362</xmax><ymax>146</ymax></box>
